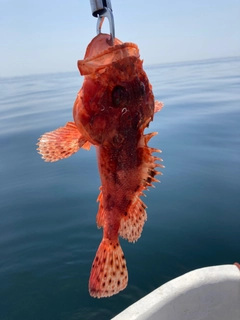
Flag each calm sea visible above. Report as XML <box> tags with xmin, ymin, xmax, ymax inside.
<box><xmin>0</xmin><ymin>57</ymin><xmax>240</xmax><ymax>320</ymax></box>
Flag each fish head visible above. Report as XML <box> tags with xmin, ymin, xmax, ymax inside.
<box><xmin>73</xmin><ymin>34</ymin><xmax>154</xmax><ymax>147</ymax></box>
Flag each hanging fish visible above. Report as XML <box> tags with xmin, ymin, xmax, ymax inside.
<box><xmin>37</xmin><ymin>33</ymin><xmax>163</xmax><ymax>298</ymax></box>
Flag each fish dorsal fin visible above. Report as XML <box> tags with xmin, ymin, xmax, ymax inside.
<box><xmin>37</xmin><ymin>121</ymin><xmax>91</xmax><ymax>162</ymax></box>
<box><xmin>89</xmin><ymin>238</ymin><xmax>128</xmax><ymax>298</ymax></box>
<box><xmin>119</xmin><ymin>121</ymin><xmax>164</xmax><ymax>243</ymax></box>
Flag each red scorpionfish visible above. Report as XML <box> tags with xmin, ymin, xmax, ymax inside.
<box><xmin>37</xmin><ymin>33</ymin><xmax>164</xmax><ymax>298</ymax></box>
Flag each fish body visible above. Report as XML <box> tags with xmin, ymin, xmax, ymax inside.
<box><xmin>37</xmin><ymin>34</ymin><xmax>163</xmax><ymax>298</ymax></box>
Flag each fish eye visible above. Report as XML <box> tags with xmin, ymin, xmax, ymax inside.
<box><xmin>112</xmin><ymin>85</ymin><xmax>128</xmax><ymax>107</ymax></box>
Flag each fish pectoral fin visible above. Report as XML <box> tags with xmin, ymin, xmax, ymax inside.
<box><xmin>89</xmin><ymin>238</ymin><xmax>128</xmax><ymax>298</ymax></box>
<box><xmin>37</xmin><ymin>121</ymin><xmax>91</xmax><ymax>162</ymax></box>
<box><xmin>96</xmin><ymin>187</ymin><xmax>104</xmax><ymax>228</ymax></box>
<box><xmin>154</xmin><ymin>100</ymin><xmax>164</xmax><ymax>113</ymax></box>
<box><xmin>119</xmin><ymin>196</ymin><xmax>147</xmax><ymax>243</ymax></box>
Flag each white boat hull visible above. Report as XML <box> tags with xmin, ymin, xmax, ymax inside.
<box><xmin>112</xmin><ymin>264</ymin><xmax>240</xmax><ymax>320</ymax></box>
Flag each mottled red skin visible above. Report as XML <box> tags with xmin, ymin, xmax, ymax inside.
<box><xmin>74</xmin><ymin>54</ymin><xmax>154</xmax><ymax>241</ymax></box>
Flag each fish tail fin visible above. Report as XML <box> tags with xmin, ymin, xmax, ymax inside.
<box><xmin>89</xmin><ymin>238</ymin><xmax>128</xmax><ymax>298</ymax></box>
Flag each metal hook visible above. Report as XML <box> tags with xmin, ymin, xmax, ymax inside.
<box><xmin>97</xmin><ymin>8</ymin><xmax>115</xmax><ymax>46</ymax></box>
<box><xmin>89</xmin><ymin>0</ymin><xmax>115</xmax><ymax>46</ymax></box>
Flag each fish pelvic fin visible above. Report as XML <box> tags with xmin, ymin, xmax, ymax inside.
<box><xmin>89</xmin><ymin>238</ymin><xmax>128</xmax><ymax>298</ymax></box>
<box><xmin>37</xmin><ymin>121</ymin><xmax>91</xmax><ymax>162</ymax></box>
<box><xmin>154</xmin><ymin>100</ymin><xmax>164</xmax><ymax>113</ymax></box>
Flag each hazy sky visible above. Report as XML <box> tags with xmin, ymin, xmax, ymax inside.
<box><xmin>0</xmin><ymin>0</ymin><xmax>239</xmax><ymax>77</ymax></box>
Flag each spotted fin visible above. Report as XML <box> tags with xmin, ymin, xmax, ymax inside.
<box><xmin>37</xmin><ymin>122</ymin><xmax>91</xmax><ymax>162</ymax></box>
<box><xmin>119</xmin><ymin>196</ymin><xmax>147</xmax><ymax>243</ymax></box>
<box><xmin>89</xmin><ymin>238</ymin><xmax>128</xmax><ymax>298</ymax></box>
<box><xmin>119</xmin><ymin>122</ymin><xmax>164</xmax><ymax>243</ymax></box>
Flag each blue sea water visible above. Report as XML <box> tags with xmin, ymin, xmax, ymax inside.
<box><xmin>0</xmin><ymin>57</ymin><xmax>240</xmax><ymax>320</ymax></box>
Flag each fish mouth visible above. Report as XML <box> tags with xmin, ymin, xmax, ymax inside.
<box><xmin>78</xmin><ymin>34</ymin><xmax>139</xmax><ymax>76</ymax></box>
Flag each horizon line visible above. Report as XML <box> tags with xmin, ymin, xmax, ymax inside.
<box><xmin>1</xmin><ymin>55</ymin><xmax>239</xmax><ymax>80</ymax></box>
